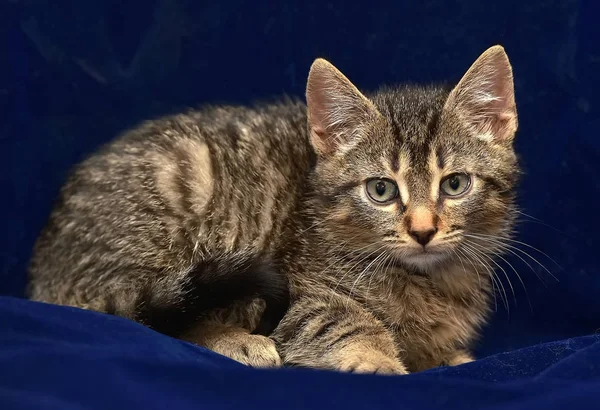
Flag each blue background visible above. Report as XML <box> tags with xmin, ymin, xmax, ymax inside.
<box><xmin>1</xmin><ymin>1</ymin><xmax>600</xmax><ymax>408</ymax></box>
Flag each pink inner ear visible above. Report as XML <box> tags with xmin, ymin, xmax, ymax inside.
<box><xmin>486</xmin><ymin>77</ymin><xmax>517</xmax><ymax>140</ymax></box>
<box><xmin>307</xmin><ymin>87</ymin><xmax>340</xmax><ymax>154</ymax></box>
<box><xmin>306</xmin><ymin>59</ymin><xmax>378</xmax><ymax>155</ymax></box>
<box><xmin>307</xmin><ymin>95</ymin><xmax>330</xmax><ymax>138</ymax></box>
<box><xmin>449</xmin><ymin>48</ymin><xmax>518</xmax><ymax>142</ymax></box>
<box><xmin>306</xmin><ymin>66</ymin><xmax>338</xmax><ymax>153</ymax></box>
<box><xmin>309</xmin><ymin>125</ymin><xmax>335</xmax><ymax>155</ymax></box>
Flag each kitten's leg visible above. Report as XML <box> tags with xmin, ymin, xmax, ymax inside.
<box><xmin>98</xmin><ymin>256</ymin><xmax>287</xmax><ymax>368</ymax></box>
<box><xmin>181</xmin><ymin>322</ymin><xmax>281</xmax><ymax>368</ymax></box>
<box><xmin>114</xmin><ymin>285</ymin><xmax>282</xmax><ymax>368</ymax></box>
<box><xmin>179</xmin><ymin>299</ymin><xmax>281</xmax><ymax>368</ymax></box>
<box><xmin>444</xmin><ymin>349</ymin><xmax>475</xmax><ymax>366</ymax></box>
<box><xmin>273</xmin><ymin>295</ymin><xmax>407</xmax><ymax>374</ymax></box>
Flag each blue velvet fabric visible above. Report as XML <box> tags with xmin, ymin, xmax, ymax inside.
<box><xmin>1</xmin><ymin>297</ymin><xmax>600</xmax><ymax>409</ymax></box>
<box><xmin>2</xmin><ymin>0</ymin><xmax>599</xmax><ymax>408</ymax></box>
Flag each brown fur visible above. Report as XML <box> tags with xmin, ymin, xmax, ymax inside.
<box><xmin>28</xmin><ymin>45</ymin><xmax>520</xmax><ymax>373</ymax></box>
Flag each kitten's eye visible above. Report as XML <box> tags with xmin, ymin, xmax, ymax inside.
<box><xmin>365</xmin><ymin>179</ymin><xmax>399</xmax><ymax>204</ymax></box>
<box><xmin>440</xmin><ymin>173</ymin><xmax>471</xmax><ymax>197</ymax></box>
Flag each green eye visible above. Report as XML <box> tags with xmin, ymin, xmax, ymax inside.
<box><xmin>440</xmin><ymin>173</ymin><xmax>471</xmax><ymax>197</ymax></box>
<box><xmin>365</xmin><ymin>179</ymin><xmax>399</xmax><ymax>204</ymax></box>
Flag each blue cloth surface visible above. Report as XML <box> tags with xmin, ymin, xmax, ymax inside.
<box><xmin>1</xmin><ymin>296</ymin><xmax>600</xmax><ymax>410</ymax></box>
<box><xmin>2</xmin><ymin>0</ymin><xmax>600</xmax><ymax>408</ymax></box>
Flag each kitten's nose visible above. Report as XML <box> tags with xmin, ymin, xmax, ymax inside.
<box><xmin>408</xmin><ymin>228</ymin><xmax>438</xmax><ymax>246</ymax></box>
<box><xmin>406</xmin><ymin>206</ymin><xmax>438</xmax><ymax>246</ymax></box>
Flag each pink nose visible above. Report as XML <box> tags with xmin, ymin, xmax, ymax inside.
<box><xmin>408</xmin><ymin>228</ymin><xmax>438</xmax><ymax>246</ymax></box>
<box><xmin>405</xmin><ymin>206</ymin><xmax>438</xmax><ymax>246</ymax></box>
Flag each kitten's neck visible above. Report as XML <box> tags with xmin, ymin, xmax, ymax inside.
<box><xmin>428</xmin><ymin>261</ymin><xmax>494</xmax><ymax>297</ymax></box>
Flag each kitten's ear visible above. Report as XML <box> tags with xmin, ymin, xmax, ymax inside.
<box><xmin>306</xmin><ymin>58</ymin><xmax>380</xmax><ymax>156</ymax></box>
<box><xmin>444</xmin><ymin>45</ymin><xmax>518</xmax><ymax>143</ymax></box>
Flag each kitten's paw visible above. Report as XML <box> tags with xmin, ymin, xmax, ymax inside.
<box><xmin>209</xmin><ymin>333</ymin><xmax>282</xmax><ymax>368</ymax></box>
<box><xmin>337</xmin><ymin>351</ymin><xmax>408</xmax><ymax>375</ymax></box>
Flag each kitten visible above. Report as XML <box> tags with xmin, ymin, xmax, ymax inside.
<box><xmin>28</xmin><ymin>45</ymin><xmax>519</xmax><ymax>373</ymax></box>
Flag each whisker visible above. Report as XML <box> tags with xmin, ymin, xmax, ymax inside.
<box><xmin>474</xmin><ymin>246</ymin><xmax>511</xmax><ymax>311</ymax></box>
<box><xmin>471</xmin><ymin>236</ymin><xmax>547</xmax><ymax>287</ymax></box>
<box><xmin>456</xmin><ymin>247</ymin><xmax>498</xmax><ymax>312</ymax></box>
<box><xmin>465</xmin><ymin>238</ymin><xmax>532</xmax><ymax>312</ymax></box>
<box><xmin>514</xmin><ymin>210</ymin><xmax>569</xmax><ymax>236</ymax></box>
<box><xmin>457</xmin><ymin>246</ymin><xmax>498</xmax><ymax>312</ymax></box>
<box><xmin>440</xmin><ymin>231</ymin><xmax>464</xmax><ymax>242</ymax></box>
<box><xmin>461</xmin><ymin>241</ymin><xmax>510</xmax><ymax>311</ymax></box>
<box><xmin>319</xmin><ymin>235</ymin><xmax>363</xmax><ymax>274</ymax></box>
<box><xmin>332</xmin><ymin>244</ymin><xmax>387</xmax><ymax>298</ymax></box>
<box><xmin>465</xmin><ymin>240</ymin><xmax>516</xmax><ymax>308</ymax></box>
<box><xmin>465</xmin><ymin>233</ymin><xmax>559</xmax><ymax>283</ymax></box>
<box><xmin>460</xmin><ymin>242</ymin><xmax>508</xmax><ymax>311</ymax></box>
<box><xmin>452</xmin><ymin>247</ymin><xmax>482</xmax><ymax>290</ymax></box>
<box><xmin>468</xmin><ymin>232</ymin><xmax>562</xmax><ymax>271</ymax></box>
<box><xmin>299</xmin><ymin>212</ymin><xmax>341</xmax><ymax>234</ymax></box>
<box><xmin>366</xmin><ymin>252</ymin><xmax>393</xmax><ymax>302</ymax></box>
<box><xmin>348</xmin><ymin>251</ymin><xmax>387</xmax><ymax>304</ymax></box>
<box><xmin>317</xmin><ymin>235</ymin><xmax>373</xmax><ymax>300</ymax></box>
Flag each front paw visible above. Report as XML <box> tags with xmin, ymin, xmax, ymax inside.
<box><xmin>337</xmin><ymin>350</ymin><xmax>408</xmax><ymax>375</ymax></box>
<box><xmin>211</xmin><ymin>333</ymin><xmax>282</xmax><ymax>368</ymax></box>
<box><xmin>187</xmin><ymin>326</ymin><xmax>282</xmax><ymax>368</ymax></box>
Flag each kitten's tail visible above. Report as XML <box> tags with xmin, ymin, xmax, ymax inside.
<box><xmin>121</xmin><ymin>253</ymin><xmax>289</xmax><ymax>338</ymax></box>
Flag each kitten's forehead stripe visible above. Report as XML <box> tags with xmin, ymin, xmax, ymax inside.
<box><xmin>390</xmin><ymin>150</ymin><xmax>411</xmax><ymax>205</ymax></box>
<box><xmin>390</xmin><ymin>153</ymin><xmax>400</xmax><ymax>173</ymax></box>
<box><xmin>426</xmin><ymin>111</ymin><xmax>441</xmax><ymax>138</ymax></box>
<box><xmin>435</xmin><ymin>146</ymin><xmax>445</xmax><ymax>170</ymax></box>
<box><xmin>428</xmin><ymin>149</ymin><xmax>442</xmax><ymax>203</ymax></box>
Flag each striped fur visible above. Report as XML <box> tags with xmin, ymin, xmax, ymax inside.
<box><xmin>28</xmin><ymin>45</ymin><xmax>520</xmax><ymax>373</ymax></box>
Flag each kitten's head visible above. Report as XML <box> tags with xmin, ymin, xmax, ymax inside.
<box><xmin>306</xmin><ymin>46</ymin><xmax>519</xmax><ymax>273</ymax></box>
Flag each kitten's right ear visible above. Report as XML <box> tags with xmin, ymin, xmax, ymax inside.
<box><xmin>306</xmin><ymin>58</ymin><xmax>380</xmax><ymax>156</ymax></box>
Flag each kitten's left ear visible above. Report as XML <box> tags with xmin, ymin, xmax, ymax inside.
<box><xmin>444</xmin><ymin>45</ymin><xmax>518</xmax><ymax>143</ymax></box>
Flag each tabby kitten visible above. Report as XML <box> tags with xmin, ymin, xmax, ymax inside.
<box><xmin>29</xmin><ymin>45</ymin><xmax>519</xmax><ymax>374</ymax></box>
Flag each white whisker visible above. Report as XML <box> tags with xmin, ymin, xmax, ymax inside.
<box><xmin>464</xmin><ymin>238</ymin><xmax>532</xmax><ymax>312</ymax></box>
<box><xmin>465</xmin><ymin>233</ymin><xmax>559</xmax><ymax>282</ymax></box>
<box><xmin>455</xmin><ymin>247</ymin><xmax>497</xmax><ymax>312</ymax></box>
<box><xmin>460</xmin><ymin>242</ymin><xmax>508</xmax><ymax>311</ymax></box>
<box><xmin>347</xmin><ymin>251</ymin><xmax>388</xmax><ymax>307</ymax></box>
<box><xmin>468</xmin><ymin>233</ymin><xmax>561</xmax><ymax>272</ymax></box>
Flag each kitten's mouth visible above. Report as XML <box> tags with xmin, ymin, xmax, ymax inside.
<box><xmin>384</xmin><ymin>242</ymin><xmax>455</xmax><ymax>273</ymax></box>
<box><xmin>409</xmin><ymin>243</ymin><xmax>440</xmax><ymax>254</ymax></box>
<box><xmin>400</xmin><ymin>247</ymin><xmax>449</xmax><ymax>271</ymax></box>
<box><xmin>405</xmin><ymin>250</ymin><xmax>445</xmax><ymax>261</ymax></box>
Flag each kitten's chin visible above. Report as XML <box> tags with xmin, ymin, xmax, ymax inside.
<box><xmin>400</xmin><ymin>250</ymin><xmax>449</xmax><ymax>273</ymax></box>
